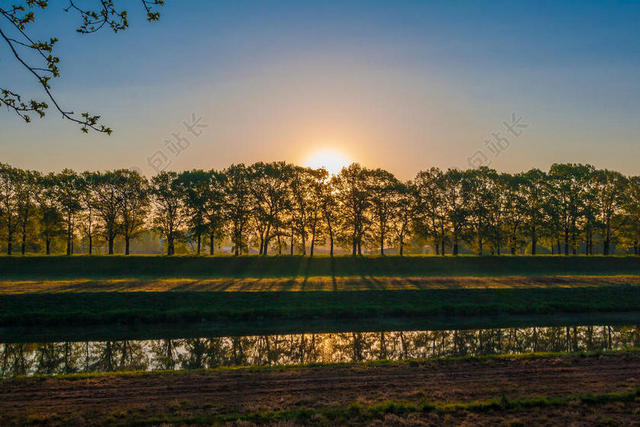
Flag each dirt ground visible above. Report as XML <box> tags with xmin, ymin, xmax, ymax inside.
<box><xmin>2</xmin><ymin>353</ymin><xmax>640</xmax><ymax>425</ymax></box>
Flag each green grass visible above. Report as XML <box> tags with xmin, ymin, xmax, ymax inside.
<box><xmin>4</xmin><ymin>311</ymin><xmax>639</xmax><ymax>343</ymax></box>
<box><xmin>2</xmin><ymin>286</ymin><xmax>640</xmax><ymax>327</ymax></box>
<box><xmin>8</xmin><ymin>348</ymin><xmax>638</xmax><ymax>382</ymax></box>
<box><xmin>2</xmin><ymin>256</ymin><xmax>640</xmax><ymax>329</ymax></box>
<box><xmin>122</xmin><ymin>388</ymin><xmax>640</xmax><ymax>425</ymax></box>
<box><xmin>2</xmin><ymin>255</ymin><xmax>640</xmax><ymax>279</ymax></box>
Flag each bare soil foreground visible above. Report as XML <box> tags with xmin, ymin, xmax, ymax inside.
<box><xmin>3</xmin><ymin>352</ymin><xmax>640</xmax><ymax>425</ymax></box>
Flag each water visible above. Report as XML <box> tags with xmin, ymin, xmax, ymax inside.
<box><xmin>2</xmin><ymin>325</ymin><xmax>639</xmax><ymax>378</ymax></box>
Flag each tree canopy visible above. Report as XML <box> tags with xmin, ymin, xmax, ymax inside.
<box><xmin>2</xmin><ymin>161</ymin><xmax>640</xmax><ymax>256</ymax></box>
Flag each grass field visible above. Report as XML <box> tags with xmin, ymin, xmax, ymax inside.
<box><xmin>2</xmin><ymin>255</ymin><xmax>640</xmax><ymax>279</ymax></box>
<box><xmin>2</xmin><ymin>256</ymin><xmax>640</xmax><ymax>328</ymax></box>
<box><xmin>3</xmin><ymin>286</ymin><xmax>640</xmax><ymax>327</ymax></box>
<box><xmin>3</xmin><ymin>274</ymin><xmax>640</xmax><ymax>294</ymax></box>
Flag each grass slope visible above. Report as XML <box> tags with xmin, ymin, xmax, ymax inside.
<box><xmin>3</xmin><ymin>286</ymin><xmax>640</xmax><ymax>327</ymax></box>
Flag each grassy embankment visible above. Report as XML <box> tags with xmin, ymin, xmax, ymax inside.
<box><xmin>1</xmin><ymin>256</ymin><xmax>640</xmax><ymax>328</ymax></box>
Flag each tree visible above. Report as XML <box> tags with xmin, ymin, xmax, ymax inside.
<box><xmin>413</xmin><ymin>168</ymin><xmax>447</xmax><ymax>255</ymax></box>
<box><xmin>549</xmin><ymin>164</ymin><xmax>593</xmax><ymax>255</ymax></box>
<box><xmin>0</xmin><ymin>163</ymin><xmax>21</xmax><ymax>254</ymax></box>
<box><xmin>79</xmin><ymin>172</ymin><xmax>99</xmax><ymax>254</ymax></box>
<box><xmin>151</xmin><ymin>171</ymin><xmax>183</xmax><ymax>255</ymax></box>
<box><xmin>37</xmin><ymin>174</ymin><xmax>64</xmax><ymax>254</ymax></box>
<box><xmin>320</xmin><ymin>176</ymin><xmax>339</xmax><ymax>257</ymax></box>
<box><xmin>177</xmin><ymin>170</ymin><xmax>211</xmax><ymax>255</ymax></box>
<box><xmin>249</xmin><ymin>162</ymin><xmax>292</xmax><ymax>255</ymax></box>
<box><xmin>0</xmin><ymin>1</ymin><xmax>164</xmax><ymax>133</ymax></box>
<box><xmin>442</xmin><ymin>169</ymin><xmax>469</xmax><ymax>255</ymax></box>
<box><xmin>368</xmin><ymin>168</ymin><xmax>400</xmax><ymax>255</ymax></box>
<box><xmin>501</xmin><ymin>173</ymin><xmax>527</xmax><ymax>255</ymax></box>
<box><xmin>289</xmin><ymin>166</ymin><xmax>326</xmax><ymax>255</ymax></box>
<box><xmin>391</xmin><ymin>181</ymin><xmax>414</xmax><ymax>256</ymax></box>
<box><xmin>306</xmin><ymin>168</ymin><xmax>328</xmax><ymax>257</ymax></box>
<box><xmin>117</xmin><ymin>170</ymin><xmax>150</xmax><ymax>255</ymax></box>
<box><xmin>593</xmin><ymin>169</ymin><xmax>628</xmax><ymax>255</ymax></box>
<box><xmin>334</xmin><ymin>164</ymin><xmax>371</xmax><ymax>256</ymax></box>
<box><xmin>92</xmin><ymin>171</ymin><xmax>122</xmax><ymax>254</ymax></box>
<box><xmin>15</xmin><ymin>168</ymin><xmax>41</xmax><ymax>254</ymax></box>
<box><xmin>623</xmin><ymin>176</ymin><xmax>640</xmax><ymax>254</ymax></box>
<box><xmin>223</xmin><ymin>164</ymin><xmax>252</xmax><ymax>256</ymax></box>
<box><xmin>520</xmin><ymin>169</ymin><xmax>548</xmax><ymax>255</ymax></box>
<box><xmin>204</xmin><ymin>170</ymin><xmax>227</xmax><ymax>255</ymax></box>
<box><xmin>465</xmin><ymin>167</ymin><xmax>497</xmax><ymax>255</ymax></box>
<box><xmin>51</xmin><ymin>169</ymin><xmax>83</xmax><ymax>255</ymax></box>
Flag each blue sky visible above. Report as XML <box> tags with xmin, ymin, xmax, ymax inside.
<box><xmin>1</xmin><ymin>0</ymin><xmax>639</xmax><ymax>178</ymax></box>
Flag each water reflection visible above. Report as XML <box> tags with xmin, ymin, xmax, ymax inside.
<box><xmin>2</xmin><ymin>325</ymin><xmax>639</xmax><ymax>378</ymax></box>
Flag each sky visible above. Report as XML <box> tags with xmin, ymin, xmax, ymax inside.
<box><xmin>1</xmin><ymin>0</ymin><xmax>639</xmax><ymax>179</ymax></box>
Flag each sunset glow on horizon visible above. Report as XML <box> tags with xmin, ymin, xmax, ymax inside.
<box><xmin>303</xmin><ymin>148</ymin><xmax>352</xmax><ymax>176</ymax></box>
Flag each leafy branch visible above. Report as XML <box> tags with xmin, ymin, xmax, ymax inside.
<box><xmin>0</xmin><ymin>1</ymin><xmax>164</xmax><ymax>134</ymax></box>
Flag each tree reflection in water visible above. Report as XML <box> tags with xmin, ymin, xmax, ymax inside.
<box><xmin>2</xmin><ymin>325</ymin><xmax>639</xmax><ymax>378</ymax></box>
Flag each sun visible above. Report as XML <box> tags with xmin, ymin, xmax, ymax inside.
<box><xmin>304</xmin><ymin>149</ymin><xmax>351</xmax><ymax>176</ymax></box>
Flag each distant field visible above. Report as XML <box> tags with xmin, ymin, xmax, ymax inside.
<box><xmin>2</xmin><ymin>255</ymin><xmax>640</xmax><ymax>279</ymax></box>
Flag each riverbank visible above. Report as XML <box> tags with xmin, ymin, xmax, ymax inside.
<box><xmin>3</xmin><ymin>286</ymin><xmax>640</xmax><ymax>327</ymax></box>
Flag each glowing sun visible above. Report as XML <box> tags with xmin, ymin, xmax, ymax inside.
<box><xmin>304</xmin><ymin>149</ymin><xmax>351</xmax><ymax>176</ymax></box>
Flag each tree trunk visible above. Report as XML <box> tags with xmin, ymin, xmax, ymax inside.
<box><xmin>66</xmin><ymin>214</ymin><xmax>71</xmax><ymax>256</ymax></box>
<box><xmin>531</xmin><ymin>227</ymin><xmax>537</xmax><ymax>255</ymax></box>
<box><xmin>209</xmin><ymin>233</ymin><xmax>214</xmax><ymax>255</ymax></box>
<box><xmin>125</xmin><ymin>234</ymin><xmax>130</xmax><ymax>255</ymax></box>
<box><xmin>45</xmin><ymin>238</ymin><xmax>51</xmax><ymax>255</ymax></box>
<box><xmin>6</xmin><ymin>219</ymin><xmax>12</xmax><ymax>255</ymax></box>
<box><xmin>329</xmin><ymin>234</ymin><xmax>334</xmax><ymax>257</ymax></box>
<box><xmin>168</xmin><ymin>236</ymin><xmax>174</xmax><ymax>256</ymax></box>
<box><xmin>310</xmin><ymin>223</ymin><xmax>316</xmax><ymax>257</ymax></box>
<box><xmin>21</xmin><ymin>223</ymin><xmax>27</xmax><ymax>255</ymax></box>
<box><xmin>290</xmin><ymin>227</ymin><xmax>294</xmax><ymax>255</ymax></box>
<box><xmin>108</xmin><ymin>236</ymin><xmax>114</xmax><ymax>255</ymax></box>
<box><xmin>453</xmin><ymin>235</ymin><xmax>458</xmax><ymax>256</ymax></box>
<box><xmin>301</xmin><ymin>230</ymin><xmax>306</xmax><ymax>256</ymax></box>
<box><xmin>88</xmin><ymin>234</ymin><xmax>93</xmax><ymax>255</ymax></box>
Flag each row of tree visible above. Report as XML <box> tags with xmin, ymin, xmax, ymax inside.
<box><xmin>1</xmin><ymin>162</ymin><xmax>639</xmax><ymax>256</ymax></box>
